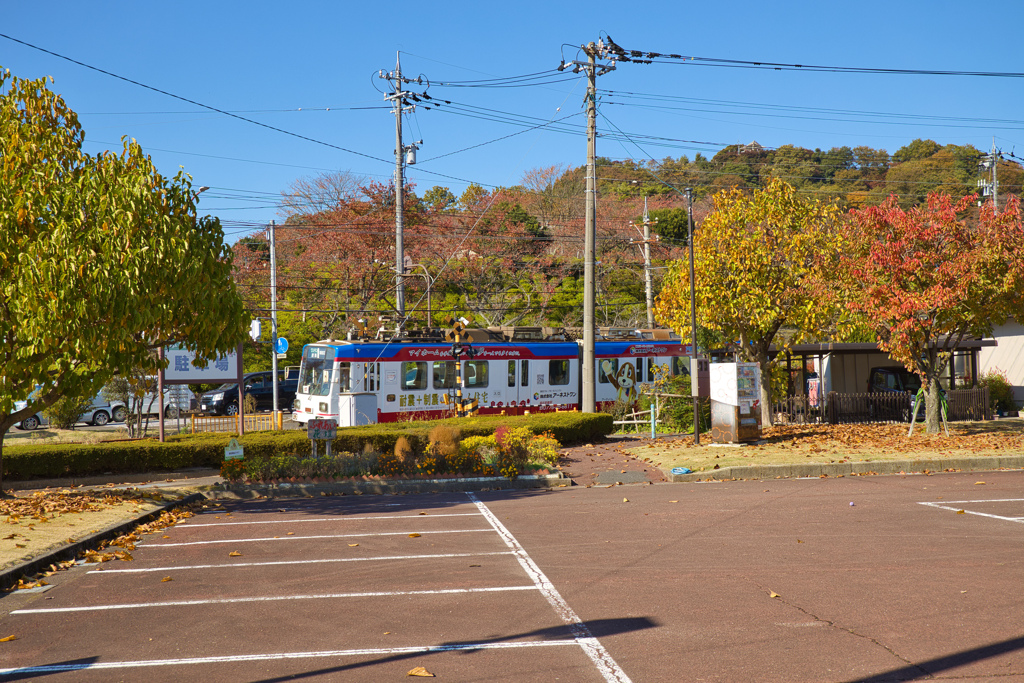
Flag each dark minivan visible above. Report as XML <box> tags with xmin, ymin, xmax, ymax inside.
<box><xmin>199</xmin><ymin>371</ymin><xmax>298</xmax><ymax>415</ymax></box>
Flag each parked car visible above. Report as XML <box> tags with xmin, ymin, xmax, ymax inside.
<box><xmin>198</xmin><ymin>371</ymin><xmax>298</xmax><ymax>416</ymax></box>
<box><xmin>868</xmin><ymin>367</ymin><xmax>922</xmax><ymax>395</ymax></box>
<box><xmin>13</xmin><ymin>392</ymin><xmax>125</xmax><ymax>431</ymax></box>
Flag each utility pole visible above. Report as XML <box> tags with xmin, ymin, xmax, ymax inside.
<box><xmin>559</xmin><ymin>40</ymin><xmax>616</xmax><ymax>412</ymax></box>
<box><xmin>685</xmin><ymin>188</ymin><xmax>700</xmax><ymax>446</ymax></box>
<box><xmin>270</xmin><ymin>220</ymin><xmax>279</xmax><ymax>416</ymax></box>
<box><xmin>642</xmin><ymin>197</ymin><xmax>655</xmax><ymax>329</ymax></box>
<box><xmin>378</xmin><ymin>54</ymin><xmax>425</xmax><ymax>335</ymax></box>
<box><xmin>978</xmin><ymin>138</ymin><xmax>1000</xmax><ymax>212</ymax></box>
<box><xmin>991</xmin><ymin>137</ymin><xmax>999</xmax><ymax>212</ymax></box>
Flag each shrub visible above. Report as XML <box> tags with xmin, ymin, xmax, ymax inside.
<box><xmin>43</xmin><ymin>395</ymin><xmax>93</xmax><ymax>430</ymax></box>
<box><xmin>494</xmin><ymin>426</ymin><xmax>532</xmax><ymax>479</ymax></box>
<box><xmin>527</xmin><ymin>431</ymin><xmax>561</xmax><ymax>467</ymax></box>
<box><xmin>978</xmin><ymin>369</ymin><xmax>1017</xmax><ymax>413</ymax></box>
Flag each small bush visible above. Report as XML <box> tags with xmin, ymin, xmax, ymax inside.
<box><xmin>494</xmin><ymin>426</ymin><xmax>532</xmax><ymax>479</ymax></box>
<box><xmin>979</xmin><ymin>369</ymin><xmax>1016</xmax><ymax>413</ymax></box>
<box><xmin>43</xmin><ymin>395</ymin><xmax>93</xmax><ymax>430</ymax></box>
<box><xmin>528</xmin><ymin>431</ymin><xmax>561</xmax><ymax>467</ymax></box>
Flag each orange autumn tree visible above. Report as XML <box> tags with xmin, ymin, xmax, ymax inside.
<box><xmin>843</xmin><ymin>193</ymin><xmax>1024</xmax><ymax>434</ymax></box>
<box><xmin>654</xmin><ymin>179</ymin><xmax>848</xmax><ymax>426</ymax></box>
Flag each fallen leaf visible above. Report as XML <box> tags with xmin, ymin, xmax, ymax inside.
<box><xmin>974</xmin><ymin>481</ymin><xmax>986</xmax><ymax>485</ymax></box>
<box><xmin>15</xmin><ymin>544</ymin><xmax>25</xmax><ymax>548</ymax></box>
<box><xmin>622</xmin><ymin>498</ymin><xmax>629</xmax><ymax>503</ymax></box>
<box><xmin>407</xmin><ymin>666</ymin><xmax>435</xmax><ymax>677</ymax></box>
<box><xmin>161</xmin><ymin>576</ymin><xmax>173</xmax><ymax>582</ymax></box>
<box><xmin>287</xmin><ymin>532</ymin><xmax>295</xmax><ymax>536</ymax></box>
<box><xmin>797</xmin><ymin>540</ymin><xmax>803</xmax><ymax>543</ymax></box>
<box><xmin>769</xmin><ymin>591</ymin><xmax>780</xmax><ymax>599</ymax></box>
<box><xmin>0</xmin><ymin>635</ymin><xmax>17</xmax><ymax>642</ymax></box>
<box><xmin>348</xmin><ymin>543</ymin><xmax>359</xmax><ymax>547</ymax></box>
<box><xmin>957</xmin><ymin>510</ymin><xmax>966</xmax><ymax>515</ymax></box>
<box><xmin>408</xmin><ymin>533</ymin><xmax>421</xmax><ymax>538</ymax></box>
<box><xmin>163</xmin><ymin>535</ymin><xmax>170</xmax><ymax>539</ymax></box>
<box><xmin>229</xmin><ymin>551</ymin><xmax>243</xmax><ymax>556</ymax></box>
<box><xmin>668</xmin><ymin>500</ymin><xmax>678</xmax><ymax>503</ymax></box>
<box><xmin>419</xmin><ymin>512</ymin><xmax>427</xmax><ymax>515</ymax></box>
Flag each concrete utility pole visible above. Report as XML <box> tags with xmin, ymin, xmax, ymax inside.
<box><xmin>642</xmin><ymin>197</ymin><xmax>655</xmax><ymax>329</ymax></box>
<box><xmin>560</xmin><ymin>40</ymin><xmax>616</xmax><ymax>412</ymax></box>
<box><xmin>378</xmin><ymin>54</ymin><xmax>426</xmax><ymax>334</ymax></box>
<box><xmin>991</xmin><ymin>137</ymin><xmax>999</xmax><ymax>212</ymax></box>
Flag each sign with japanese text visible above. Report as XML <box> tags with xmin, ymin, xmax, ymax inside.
<box><xmin>307</xmin><ymin>418</ymin><xmax>337</xmax><ymax>441</ymax></box>
<box><xmin>163</xmin><ymin>345</ymin><xmax>240</xmax><ymax>383</ymax></box>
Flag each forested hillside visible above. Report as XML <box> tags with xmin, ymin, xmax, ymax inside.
<box><xmin>234</xmin><ymin>138</ymin><xmax>1022</xmax><ymax>368</ymax></box>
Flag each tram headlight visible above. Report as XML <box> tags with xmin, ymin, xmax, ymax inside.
<box><xmin>319</xmin><ymin>402</ymin><xmax>329</xmax><ymax>412</ymax></box>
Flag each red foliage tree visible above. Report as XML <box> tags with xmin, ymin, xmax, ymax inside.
<box><xmin>844</xmin><ymin>193</ymin><xmax>1024</xmax><ymax>433</ymax></box>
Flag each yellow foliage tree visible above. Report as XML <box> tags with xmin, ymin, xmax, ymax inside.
<box><xmin>654</xmin><ymin>179</ymin><xmax>851</xmax><ymax>425</ymax></box>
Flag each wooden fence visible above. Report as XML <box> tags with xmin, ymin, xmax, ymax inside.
<box><xmin>946</xmin><ymin>387</ymin><xmax>992</xmax><ymax>422</ymax></box>
<box><xmin>188</xmin><ymin>412</ymin><xmax>285</xmax><ymax>434</ymax></box>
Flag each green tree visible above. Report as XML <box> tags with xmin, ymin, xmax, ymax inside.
<box><xmin>0</xmin><ymin>71</ymin><xmax>245</xmax><ymax>488</ymax></box>
<box><xmin>892</xmin><ymin>138</ymin><xmax>941</xmax><ymax>163</ymax></box>
<box><xmin>654</xmin><ymin>179</ymin><xmax>847</xmax><ymax>425</ymax></box>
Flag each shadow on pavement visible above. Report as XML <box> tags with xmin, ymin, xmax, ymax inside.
<box><xmin>843</xmin><ymin>634</ymin><xmax>1024</xmax><ymax>683</ymax></box>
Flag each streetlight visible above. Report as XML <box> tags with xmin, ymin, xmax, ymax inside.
<box><xmin>685</xmin><ymin>188</ymin><xmax>700</xmax><ymax>446</ymax></box>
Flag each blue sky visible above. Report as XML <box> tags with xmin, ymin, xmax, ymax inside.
<box><xmin>4</xmin><ymin>1</ymin><xmax>1024</xmax><ymax>242</ymax></box>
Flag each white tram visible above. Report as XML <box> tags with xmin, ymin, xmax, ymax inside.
<box><xmin>291</xmin><ymin>327</ymin><xmax>694</xmax><ymax>427</ymax></box>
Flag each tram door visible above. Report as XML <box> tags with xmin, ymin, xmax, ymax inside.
<box><xmin>506</xmin><ymin>359</ymin><xmax>530</xmax><ymax>413</ymax></box>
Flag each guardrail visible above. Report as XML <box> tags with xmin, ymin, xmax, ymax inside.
<box><xmin>188</xmin><ymin>412</ymin><xmax>285</xmax><ymax>434</ymax></box>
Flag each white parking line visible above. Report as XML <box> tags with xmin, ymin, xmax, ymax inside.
<box><xmin>89</xmin><ymin>551</ymin><xmax>515</xmax><ymax>574</ymax></box>
<box><xmin>11</xmin><ymin>585</ymin><xmax>540</xmax><ymax>614</ymax></box>
<box><xmin>467</xmin><ymin>493</ymin><xmax>633</xmax><ymax>683</ymax></box>
<box><xmin>146</xmin><ymin>528</ymin><xmax>491</xmax><ymax>547</ymax></box>
<box><xmin>0</xmin><ymin>640</ymin><xmax>580</xmax><ymax>676</ymax></box>
<box><xmin>918</xmin><ymin>498</ymin><xmax>1024</xmax><ymax>524</ymax></box>
<box><xmin>185</xmin><ymin>513</ymin><xmax>482</xmax><ymax>527</ymax></box>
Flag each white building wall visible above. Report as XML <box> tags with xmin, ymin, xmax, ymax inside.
<box><xmin>980</xmin><ymin>320</ymin><xmax>1024</xmax><ymax>404</ymax></box>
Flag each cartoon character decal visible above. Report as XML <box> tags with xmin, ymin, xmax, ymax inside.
<box><xmin>601</xmin><ymin>360</ymin><xmax>637</xmax><ymax>404</ymax></box>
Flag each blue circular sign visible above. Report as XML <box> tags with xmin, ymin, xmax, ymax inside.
<box><xmin>275</xmin><ymin>337</ymin><xmax>289</xmax><ymax>354</ymax></box>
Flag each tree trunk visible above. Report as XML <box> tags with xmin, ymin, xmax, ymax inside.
<box><xmin>925</xmin><ymin>379</ymin><xmax>942</xmax><ymax>434</ymax></box>
<box><xmin>756</xmin><ymin>352</ymin><xmax>774</xmax><ymax>427</ymax></box>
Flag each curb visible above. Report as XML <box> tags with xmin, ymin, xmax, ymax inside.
<box><xmin>0</xmin><ymin>492</ymin><xmax>206</xmax><ymax>592</ymax></box>
<box><xmin>5</xmin><ymin>469</ymin><xmax>222</xmax><ymax>492</ymax></box>
<box><xmin>664</xmin><ymin>454</ymin><xmax>1024</xmax><ymax>482</ymax></box>
<box><xmin>203</xmin><ymin>473</ymin><xmax>572</xmax><ymax>499</ymax></box>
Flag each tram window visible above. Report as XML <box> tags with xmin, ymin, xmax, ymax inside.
<box><xmin>521</xmin><ymin>359</ymin><xmax>529</xmax><ymax>387</ymax></box>
<box><xmin>337</xmin><ymin>362</ymin><xmax>352</xmax><ymax>393</ymax></box>
<box><xmin>465</xmin><ymin>360</ymin><xmax>489</xmax><ymax>388</ymax></box>
<box><xmin>599</xmin><ymin>359</ymin><xmax>618</xmax><ymax>384</ymax></box>
<box><xmin>549</xmin><ymin>360</ymin><xmax>570</xmax><ymax>386</ymax></box>
<box><xmin>636</xmin><ymin>358</ymin><xmax>643</xmax><ymax>382</ymax></box>
<box><xmin>365</xmin><ymin>363</ymin><xmax>380</xmax><ymax>392</ymax></box>
<box><xmin>672</xmin><ymin>357</ymin><xmax>690</xmax><ymax>377</ymax></box>
<box><xmin>403</xmin><ymin>362</ymin><xmax>427</xmax><ymax>390</ymax></box>
<box><xmin>433</xmin><ymin>361</ymin><xmax>457</xmax><ymax>389</ymax></box>
<box><xmin>508</xmin><ymin>360</ymin><xmax>516</xmax><ymax>388</ymax></box>
<box><xmin>647</xmin><ymin>360</ymin><xmax>657</xmax><ymax>382</ymax></box>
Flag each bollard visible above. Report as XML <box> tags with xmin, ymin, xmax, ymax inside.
<box><xmin>650</xmin><ymin>404</ymin><xmax>656</xmax><ymax>440</ymax></box>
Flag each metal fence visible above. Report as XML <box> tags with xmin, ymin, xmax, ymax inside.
<box><xmin>188</xmin><ymin>412</ymin><xmax>285</xmax><ymax>434</ymax></box>
<box><xmin>824</xmin><ymin>388</ymin><xmax>991</xmax><ymax>425</ymax></box>
<box><xmin>772</xmin><ymin>395</ymin><xmax>823</xmax><ymax>424</ymax></box>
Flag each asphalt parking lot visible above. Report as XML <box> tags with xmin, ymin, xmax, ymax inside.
<box><xmin>1</xmin><ymin>471</ymin><xmax>1021</xmax><ymax>682</ymax></box>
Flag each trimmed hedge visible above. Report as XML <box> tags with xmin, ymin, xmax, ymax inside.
<box><xmin>2</xmin><ymin>412</ymin><xmax>613</xmax><ymax>481</ymax></box>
